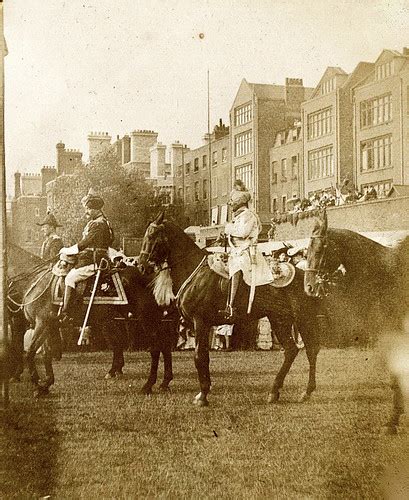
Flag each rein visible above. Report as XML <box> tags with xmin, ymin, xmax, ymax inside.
<box><xmin>8</xmin><ymin>269</ymin><xmax>54</xmax><ymax>309</ymax></box>
<box><xmin>175</xmin><ymin>255</ymin><xmax>208</xmax><ymax>303</ymax></box>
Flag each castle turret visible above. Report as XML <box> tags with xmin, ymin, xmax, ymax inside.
<box><xmin>150</xmin><ymin>142</ymin><xmax>166</xmax><ymax>178</ymax></box>
<box><xmin>130</xmin><ymin>130</ymin><xmax>158</xmax><ymax>164</ymax></box>
<box><xmin>14</xmin><ymin>171</ymin><xmax>21</xmax><ymax>198</ymax></box>
<box><xmin>88</xmin><ymin>131</ymin><xmax>112</xmax><ymax>162</ymax></box>
<box><xmin>41</xmin><ymin>166</ymin><xmax>57</xmax><ymax>195</ymax></box>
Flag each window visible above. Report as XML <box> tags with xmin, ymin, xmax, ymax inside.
<box><xmin>234</xmin><ymin>102</ymin><xmax>252</xmax><ymax>126</ymax></box>
<box><xmin>178</xmin><ymin>187</ymin><xmax>183</xmax><ymax>200</ymax></box>
<box><xmin>307</xmin><ymin>107</ymin><xmax>332</xmax><ymax>139</ymax></box>
<box><xmin>234</xmin><ymin>130</ymin><xmax>252</xmax><ymax>157</ymax></box>
<box><xmin>212</xmin><ymin>151</ymin><xmax>218</xmax><ymax>166</ymax></box>
<box><xmin>27</xmin><ymin>229</ymin><xmax>32</xmax><ymax>242</ymax></box>
<box><xmin>360</xmin><ymin>135</ymin><xmax>392</xmax><ymax>171</ymax></box>
<box><xmin>222</xmin><ymin>148</ymin><xmax>227</xmax><ymax>163</ymax></box>
<box><xmin>235</xmin><ymin>163</ymin><xmax>253</xmax><ymax>191</ymax></box>
<box><xmin>202</xmin><ymin>154</ymin><xmax>208</xmax><ymax>169</ymax></box>
<box><xmin>320</xmin><ymin>77</ymin><xmax>335</xmax><ymax>95</ymax></box>
<box><xmin>281</xmin><ymin>158</ymin><xmax>287</xmax><ymax>178</ymax></box>
<box><xmin>185</xmin><ymin>162</ymin><xmax>190</xmax><ymax>175</ymax></box>
<box><xmin>272</xmin><ymin>198</ymin><xmax>277</xmax><ymax>213</ymax></box>
<box><xmin>177</xmin><ymin>165</ymin><xmax>183</xmax><ymax>177</ymax></box>
<box><xmin>271</xmin><ymin>161</ymin><xmax>278</xmax><ymax>184</ymax></box>
<box><xmin>360</xmin><ymin>94</ymin><xmax>392</xmax><ymax>128</ymax></box>
<box><xmin>35</xmin><ymin>208</ymin><xmax>40</xmax><ymax>217</ymax></box>
<box><xmin>203</xmin><ymin>179</ymin><xmax>208</xmax><ymax>199</ymax></box>
<box><xmin>194</xmin><ymin>181</ymin><xmax>199</xmax><ymax>201</ymax></box>
<box><xmin>361</xmin><ymin>180</ymin><xmax>392</xmax><ymax>197</ymax></box>
<box><xmin>291</xmin><ymin>155</ymin><xmax>298</xmax><ymax>178</ymax></box>
<box><xmin>308</xmin><ymin>146</ymin><xmax>334</xmax><ymax>180</ymax></box>
<box><xmin>194</xmin><ymin>158</ymin><xmax>199</xmax><ymax>172</ymax></box>
<box><xmin>282</xmin><ymin>195</ymin><xmax>287</xmax><ymax>212</ymax></box>
<box><xmin>376</xmin><ymin>61</ymin><xmax>393</xmax><ymax>80</ymax></box>
<box><xmin>185</xmin><ymin>186</ymin><xmax>191</xmax><ymax>203</ymax></box>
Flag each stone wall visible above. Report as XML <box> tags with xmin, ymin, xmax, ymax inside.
<box><xmin>270</xmin><ymin>195</ymin><xmax>409</xmax><ymax>240</ymax></box>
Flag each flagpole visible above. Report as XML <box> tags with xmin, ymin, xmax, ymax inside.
<box><xmin>0</xmin><ymin>1</ymin><xmax>10</xmax><ymax>407</ymax></box>
<box><xmin>207</xmin><ymin>69</ymin><xmax>212</xmax><ymax>225</ymax></box>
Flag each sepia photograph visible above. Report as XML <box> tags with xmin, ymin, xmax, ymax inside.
<box><xmin>0</xmin><ymin>0</ymin><xmax>409</xmax><ymax>498</ymax></box>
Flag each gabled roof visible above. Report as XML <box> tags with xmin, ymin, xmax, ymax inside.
<box><xmin>310</xmin><ymin>67</ymin><xmax>348</xmax><ymax>99</ymax></box>
<box><xmin>374</xmin><ymin>48</ymin><xmax>406</xmax><ymax>65</ymax></box>
<box><xmin>342</xmin><ymin>62</ymin><xmax>374</xmax><ymax>90</ymax></box>
<box><xmin>248</xmin><ymin>82</ymin><xmax>286</xmax><ymax>100</ymax></box>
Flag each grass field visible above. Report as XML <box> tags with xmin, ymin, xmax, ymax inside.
<box><xmin>1</xmin><ymin>348</ymin><xmax>408</xmax><ymax>499</ymax></box>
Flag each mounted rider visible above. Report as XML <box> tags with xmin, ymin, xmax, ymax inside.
<box><xmin>221</xmin><ymin>182</ymin><xmax>266</xmax><ymax>321</ymax></box>
<box><xmin>37</xmin><ymin>211</ymin><xmax>63</xmax><ymax>261</ymax></box>
<box><xmin>58</xmin><ymin>188</ymin><xmax>114</xmax><ymax>322</ymax></box>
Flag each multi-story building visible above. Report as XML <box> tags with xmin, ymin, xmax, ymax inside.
<box><xmin>174</xmin><ymin>120</ymin><xmax>230</xmax><ymax>227</ymax></box>
<box><xmin>270</xmin><ymin>122</ymin><xmax>302</xmax><ymax>214</ymax></box>
<box><xmin>352</xmin><ymin>48</ymin><xmax>409</xmax><ymax>196</ymax></box>
<box><xmin>117</xmin><ymin>129</ymin><xmax>159</xmax><ymax>177</ymax></box>
<box><xmin>10</xmin><ymin>167</ymin><xmax>57</xmax><ymax>255</ymax></box>
<box><xmin>230</xmin><ymin>78</ymin><xmax>314</xmax><ymax>220</ymax></box>
<box><xmin>301</xmin><ymin>63</ymin><xmax>374</xmax><ymax>199</ymax></box>
<box><xmin>56</xmin><ymin>141</ymin><xmax>83</xmax><ymax>175</ymax></box>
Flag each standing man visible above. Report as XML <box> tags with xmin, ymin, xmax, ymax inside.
<box><xmin>37</xmin><ymin>211</ymin><xmax>63</xmax><ymax>261</ymax></box>
<box><xmin>221</xmin><ymin>183</ymin><xmax>263</xmax><ymax>321</ymax></box>
<box><xmin>58</xmin><ymin>189</ymin><xmax>114</xmax><ymax>322</ymax></box>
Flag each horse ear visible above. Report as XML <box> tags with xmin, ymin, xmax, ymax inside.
<box><xmin>154</xmin><ymin>211</ymin><xmax>165</xmax><ymax>225</ymax></box>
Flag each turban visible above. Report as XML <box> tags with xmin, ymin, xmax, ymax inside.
<box><xmin>230</xmin><ymin>189</ymin><xmax>251</xmax><ymax>206</ymax></box>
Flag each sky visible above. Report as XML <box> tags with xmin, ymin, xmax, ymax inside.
<box><xmin>4</xmin><ymin>0</ymin><xmax>409</xmax><ymax>194</ymax></box>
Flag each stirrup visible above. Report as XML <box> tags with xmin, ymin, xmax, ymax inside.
<box><xmin>218</xmin><ymin>305</ymin><xmax>236</xmax><ymax>322</ymax></box>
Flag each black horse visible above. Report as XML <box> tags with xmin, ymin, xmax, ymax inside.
<box><xmin>138</xmin><ymin>213</ymin><xmax>321</xmax><ymax>406</ymax></box>
<box><xmin>7</xmin><ymin>244</ymin><xmax>175</xmax><ymax>396</ymax></box>
<box><xmin>304</xmin><ymin>210</ymin><xmax>406</xmax><ymax>433</ymax></box>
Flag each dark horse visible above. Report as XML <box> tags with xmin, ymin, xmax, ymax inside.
<box><xmin>7</xmin><ymin>244</ymin><xmax>175</xmax><ymax>396</ymax></box>
<box><xmin>138</xmin><ymin>213</ymin><xmax>321</xmax><ymax>406</ymax></box>
<box><xmin>304</xmin><ymin>210</ymin><xmax>405</xmax><ymax>433</ymax></box>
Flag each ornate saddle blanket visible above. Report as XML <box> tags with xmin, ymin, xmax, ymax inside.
<box><xmin>207</xmin><ymin>253</ymin><xmax>296</xmax><ymax>288</ymax></box>
<box><xmin>51</xmin><ymin>271</ymin><xmax>128</xmax><ymax>306</ymax></box>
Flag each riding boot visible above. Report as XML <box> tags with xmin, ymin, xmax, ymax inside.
<box><xmin>219</xmin><ymin>272</ymin><xmax>240</xmax><ymax>322</ymax></box>
<box><xmin>59</xmin><ymin>285</ymin><xmax>75</xmax><ymax>323</ymax></box>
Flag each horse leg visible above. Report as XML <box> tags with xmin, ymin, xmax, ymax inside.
<box><xmin>268</xmin><ymin>318</ymin><xmax>299</xmax><ymax>403</ymax></box>
<box><xmin>36</xmin><ymin>339</ymin><xmax>55</xmax><ymax>396</ymax></box>
<box><xmin>299</xmin><ymin>327</ymin><xmax>319</xmax><ymax>402</ymax></box>
<box><xmin>384</xmin><ymin>376</ymin><xmax>404</xmax><ymax>435</ymax></box>
<box><xmin>193</xmin><ymin>317</ymin><xmax>211</xmax><ymax>407</ymax></box>
<box><xmin>9</xmin><ymin>315</ymin><xmax>25</xmax><ymax>381</ymax></box>
<box><xmin>104</xmin><ymin>320</ymin><xmax>125</xmax><ymax>379</ymax></box>
<box><xmin>140</xmin><ymin>350</ymin><xmax>160</xmax><ymax>395</ymax></box>
<box><xmin>159</xmin><ymin>346</ymin><xmax>173</xmax><ymax>392</ymax></box>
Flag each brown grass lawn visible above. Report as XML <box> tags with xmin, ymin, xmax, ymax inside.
<box><xmin>1</xmin><ymin>348</ymin><xmax>408</xmax><ymax>499</ymax></box>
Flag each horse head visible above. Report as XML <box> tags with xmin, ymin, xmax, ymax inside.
<box><xmin>138</xmin><ymin>212</ymin><xmax>170</xmax><ymax>275</ymax></box>
<box><xmin>305</xmin><ymin>210</ymin><xmax>329</xmax><ymax>297</ymax></box>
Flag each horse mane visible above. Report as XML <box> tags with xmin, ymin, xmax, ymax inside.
<box><xmin>327</xmin><ymin>228</ymin><xmax>396</xmax><ymax>278</ymax></box>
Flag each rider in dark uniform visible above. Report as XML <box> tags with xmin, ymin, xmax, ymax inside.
<box><xmin>37</xmin><ymin>211</ymin><xmax>63</xmax><ymax>261</ymax></box>
<box><xmin>58</xmin><ymin>189</ymin><xmax>114</xmax><ymax>321</ymax></box>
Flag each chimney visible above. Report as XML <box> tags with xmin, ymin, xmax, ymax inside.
<box><xmin>150</xmin><ymin>142</ymin><xmax>166</xmax><ymax>178</ymax></box>
<box><xmin>14</xmin><ymin>171</ymin><xmax>21</xmax><ymax>198</ymax></box>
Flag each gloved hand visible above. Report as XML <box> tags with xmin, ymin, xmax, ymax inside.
<box><xmin>59</xmin><ymin>244</ymin><xmax>79</xmax><ymax>255</ymax></box>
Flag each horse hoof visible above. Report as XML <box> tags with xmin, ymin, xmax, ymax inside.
<box><xmin>383</xmin><ymin>424</ymin><xmax>398</xmax><ymax>436</ymax></box>
<box><xmin>105</xmin><ymin>372</ymin><xmax>116</xmax><ymax>380</ymax></box>
<box><xmin>299</xmin><ymin>392</ymin><xmax>311</xmax><ymax>403</ymax></box>
<box><xmin>193</xmin><ymin>398</ymin><xmax>209</xmax><ymax>407</ymax></box>
<box><xmin>34</xmin><ymin>386</ymin><xmax>50</xmax><ymax>398</ymax></box>
<box><xmin>115</xmin><ymin>372</ymin><xmax>124</xmax><ymax>379</ymax></box>
<box><xmin>267</xmin><ymin>391</ymin><xmax>280</xmax><ymax>403</ymax></box>
<box><xmin>139</xmin><ymin>385</ymin><xmax>153</xmax><ymax>396</ymax></box>
<box><xmin>158</xmin><ymin>385</ymin><xmax>171</xmax><ymax>393</ymax></box>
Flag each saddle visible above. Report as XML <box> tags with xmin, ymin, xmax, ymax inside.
<box><xmin>51</xmin><ymin>258</ymin><xmax>128</xmax><ymax>306</ymax></box>
<box><xmin>207</xmin><ymin>253</ymin><xmax>296</xmax><ymax>288</ymax></box>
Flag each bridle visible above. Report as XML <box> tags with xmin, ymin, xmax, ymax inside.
<box><xmin>139</xmin><ymin>222</ymin><xmax>169</xmax><ymax>268</ymax></box>
<box><xmin>305</xmin><ymin>234</ymin><xmax>331</xmax><ymax>297</ymax></box>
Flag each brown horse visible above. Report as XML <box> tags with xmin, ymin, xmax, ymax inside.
<box><xmin>7</xmin><ymin>245</ymin><xmax>175</xmax><ymax>397</ymax></box>
<box><xmin>304</xmin><ymin>210</ymin><xmax>405</xmax><ymax>433</ymax></box>
<box><xmin>138</xmin><ymin>213</ymin><xmax>321</xmax><ymax>407</ymax></box>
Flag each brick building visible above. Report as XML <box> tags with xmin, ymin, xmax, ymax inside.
<box><xmin>301</xmin><ymin>64</ymin><xmax>374</xmax><ymax>200</ymax></box>
<box><xmin>10</xmin><ymin>167</ymin><xmax>57</xmax><ymax>255</ymax></box>
<box><xmin>230</xmin><ymin>78</ymin><xmax>313</xmax><ymax>220</ymax></box>
<box><xmin>270</xmin><ymin>122</ymin><xmax>302</xmax><ymax>214</ymax></box>
<box><xmin>173</xmin><ymin>120</ymin><xmax>230</xmax><ymax>227</ymax></box>
<box><xmin>352</xmin><ymin>48</ymin><xmax>409</xmax><ymax>196</ymax></box>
